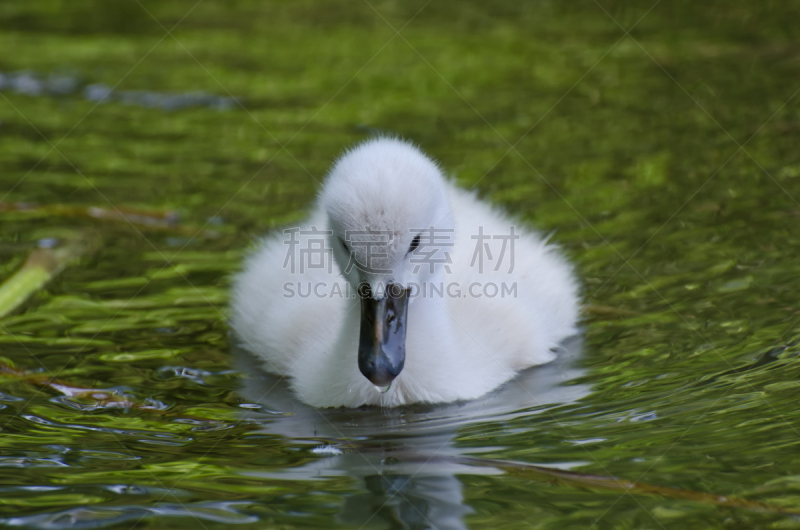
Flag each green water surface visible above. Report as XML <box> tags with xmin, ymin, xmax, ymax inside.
<box><xmin>1</xmin><ymin>1</ymin><xmax>800</xmax><ymax>528</ymax></box>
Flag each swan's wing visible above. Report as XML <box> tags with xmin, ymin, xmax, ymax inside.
<box><xmin>444</xmin><ymin>183</ymin><xmax>580</xmax><ymax>368</ymax></box>
<box><xmin>230</xmin><ymin>211</ymin><xmax>348</xmax><ymax>375</ymax></box>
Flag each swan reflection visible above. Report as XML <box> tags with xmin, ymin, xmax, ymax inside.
<box><xmin>234</xmin><ymin>335</ymin><xmax>588</xmax><ymax>529</ymax></box>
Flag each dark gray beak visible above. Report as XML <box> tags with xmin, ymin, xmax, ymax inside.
<box><xmin>358</xmin><ymin>283</ymin><xmax>409</xmax><ymax>387</ymax></box>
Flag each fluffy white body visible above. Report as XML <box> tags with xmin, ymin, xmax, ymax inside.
<box><xmin>230</xmin><ymin>138</ymin><xmax>579</xmax><ymax>408</ymax></box>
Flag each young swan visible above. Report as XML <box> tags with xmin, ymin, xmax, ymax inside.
<box><xmin>230</xmin><ymin>138</ymin><xmax>579</xmax><ymax>408</ymax></box>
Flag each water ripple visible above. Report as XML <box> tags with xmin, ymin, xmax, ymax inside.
<box><xmin>0</xmin><ymin>501</ymin><xmax>258</xmax><ymax>528</ymax></box>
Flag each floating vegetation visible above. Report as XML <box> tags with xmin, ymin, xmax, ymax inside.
<box><xmin>0</xmin><ymin>232</ymin><xmax>98</xmax><ymax>319</ymax></box>
<box><xmin>0</xmin><ymin>202</ymin><xmax>224</xmax><ymax>238</ymax></box>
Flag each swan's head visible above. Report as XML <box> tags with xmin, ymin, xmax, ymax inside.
<box><xmin>320</xmin><ymin>137</ymin><xmax>454</xmax><ymax>388</ymax></box>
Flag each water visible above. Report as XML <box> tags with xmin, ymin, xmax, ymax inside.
<box><xmin>1</xmin><ymin>1</ymin><xmax>799</xmax><ymax>528</ymax></box>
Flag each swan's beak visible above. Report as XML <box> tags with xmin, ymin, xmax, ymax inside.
<box><xmin>358</xmin><ymin>284</ymin><xmax>409</xmax><ymax>387</ymax></box>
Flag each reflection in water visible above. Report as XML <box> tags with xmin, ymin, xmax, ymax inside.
<box><xmin>0</xmin><ymin>69</ymin><xmax>237</xmax><ymax>111</ymax></box>
<box><xmin>234</xmin><ymin>335</ymin><xmax>589</xmax><ymax>529</ymax></box>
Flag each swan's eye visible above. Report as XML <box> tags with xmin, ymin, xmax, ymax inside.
<box><xmin>408</xmin><ymin>234</ymin><xmax>421</xmax><ymax>254</ymax></box>
<box><xmin>340</xmin><ymin>238</ymin><xmax>350</xmax><ymax>253</ymax></box>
